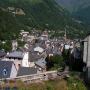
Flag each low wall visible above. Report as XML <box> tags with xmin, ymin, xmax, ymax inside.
<box><xmin>0</xmin><ymin>71</ymin><xmax>57</xmax><ymax>82</ymax></box>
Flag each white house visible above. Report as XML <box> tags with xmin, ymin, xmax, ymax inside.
<box><xmin>22</xmin><ymin>52</ymin><xmax>29</xmax><ymax>67</ymax></box>
<box><xmin>34</xmin><ymin>46</ymin><xmax>44</xmax><ymax>53</ymax></box>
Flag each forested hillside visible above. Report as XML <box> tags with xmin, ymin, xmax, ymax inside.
<box><xmin>73</xmin><ymin>6</ymin><xmax>90</xmax><ymax>24</ymax></box>
<box><xmin>55</xmin><ymin>0</ymin><xmax>90</xmax><ymax>24</ymax></box>
<box><xmin>55</xmin><ymin>0</ymin><xmax>90</xmax><ymax>13</ymax></box>
<box><xmin>0</xmin><ymin>9</ymin><xmax>20</xmax><ymax>40</ymax></box>
<box><xmin>0</xmin><ymin>0</ymin><xmax>89</xmax><ymax>42</ymax></box>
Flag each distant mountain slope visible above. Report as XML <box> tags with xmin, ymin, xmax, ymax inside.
<box><xmin>0</xmin><ymin>0</ymin><xmax>89</xmax><ymax>41</ymax></box>
<box><xmin>55</xmin><ymin>0</ymin><xmax>90</xmax><ymax>24</ymax></box>
<box><xmin>0</xmin><ymin>0</ymin><xmax>70</xmax><ymax>30</ymax></box>
<box><xmin>0</xmin><ymin>9</ymin><xmax>21</xmax><ymax>40</ymax></box>
<box><xmin>55</xmin><ymin>0</ymin><xmax>90</xmax><ymax>13</ymax></box>
<box><xmin>73</xmin><ymin>6</ymin><xmax>90</xmax><ymax>24</ymax></box>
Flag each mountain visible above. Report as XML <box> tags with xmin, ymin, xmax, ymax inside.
<box><xmin>0</xmin><ymin>0</ymin><xmax>89</xmax><ymax>41</ymax></box>
<box><xmin>0</xmin><ymin>0</ymin><xmax>71</xmax><ymax>30</ymax></box>
<box><xmin>0</xmin><ymin>9</ymin><xmax>20</xmax><ymax>40</ymax></box>
<box><xmin>55</xmin><ymin>0</ymin><xmax>90</xmax><ymax>24</ymax></box>
<box><xmin>55</xmin><ymin>0</ymin><xmax>90</xmax><ymax>13</ymax></box>
<box><xmin>73</xmin><ymin>6</ymin><xmax>90</xmax><ymax>24</ymax></box>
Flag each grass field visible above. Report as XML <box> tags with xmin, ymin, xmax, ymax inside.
<box><xmin>1</xmin><ymin>76</ymin><xmax>86</xmax><ymax>90</ymax></box>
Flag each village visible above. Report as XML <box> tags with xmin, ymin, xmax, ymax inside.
<box><xmin>0</xmin><ymin>29</ymin><xmax>90</xmax><ymax>87</ymax></box>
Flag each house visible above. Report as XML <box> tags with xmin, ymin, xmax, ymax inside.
<box><xmin>34</xmin><ymin>46</ymin><xmax>44</xmax><ymax>53</ymax></box>
<box><xmin>6</xmin><ymin>51</ymin><xmax>23</xmax><ymax>60</ymax></box>
<box><xmin>39</xmin><ymin>31</ymin><xmax>48</xmax><ymax>40</ymax></box>
<box><xmin>12</xmin><ymin>40</ymin><xmax>18</xmax><ymax>51</ymax></box>
<box><xmin>15</xmin><ymin>8</ymin><xmax>25</xmax><ymax>15</ymax></box>
<box><xmin>46</xmin><ymin>45</ymin><xmax>62</xmax><ymax>56</ymax></box>
<box><xmin>46</xmin><ymin>48</ymin><xmax>54</xmax><ymax>57</ymax></box>
<box><xmin>0</xmin><ymin>50</ymin><xmax>6</xmax><ymax>59</ymax></box>
<box><xmin>0</xmin><ymin>61</ymin><xmax>17</xmax><ymax>79</ymax></box>
<box><xmin>75</xmin><ymin>41</ymin><xmax>80</xmax><ymax>48</ymax></box>
<box><xmin>28</xmin><ymin>51</ymin><xmax>45</xmax><ymax>67</ymax></box>
<box><xmin>23</xmin><ymin>43</ymin><xmax>47</xmax><ymax>67</ymax></box>
<box><xmin>83</xmin><ymin>34</ymin><xmax>90</xmax><ymax>83</ymax></box>
<box><xmin>35</xmin><ymin>58</ymin><xmax>47</xmax><ymax>72</ymax></box>
<box><xmin>64</xmin><ymin>44</ymin><xmax>70</xmax><ymax>50</ymax></box>
<box><xmin>22</xmin><ymin>52</ymin><xmax>29</xmax><ymax>67</ymax></box>
<box><xmin>20</xmin><ymin>30</ymin><xmax>29</xmax><ymax>41</ymax></box>
<box><xmin>26</xmin><ymin>35</ymin><xmax>36</xmax><ymax>42</ymax></box>
<box><xmin>68</xmin><ymin>47</ymin><xmax>83</xmax><ymax>71</ymax></box>
<box><xmin>5</xmin><ymin>48</ymin><xmax>46</xmax><ymax>68</ymax></box>
<box><xmin>4</xmin><ymin>50</ymin><xmax>32</xmax><ymax>68</ymax></box>
<box><xmin>17</xmin><ymin>67</ymin><xmax>37</xmax><ymax>76</ymax></box>
<box><xmin>8</xmin><ymin>7</ymin><xmax>15</xmax><ymax>12</ymax></box>
<box><xmin>5</xmin><ymin>51</ymin><xmax>24</xmax><ymax>70</ymax></box>
<box><xmin>70</xmin><ymin>48</ymin><xmax>81</xmax><ymax>60</ymax></box>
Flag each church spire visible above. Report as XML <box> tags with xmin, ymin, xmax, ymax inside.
<box><xmin>64</xmin><ymin>28</ymin><xmax>67</xmax><ymax>41</ymax></box>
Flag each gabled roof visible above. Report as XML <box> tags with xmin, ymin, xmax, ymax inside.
<box><xmin>46</xmin><ymin>47</ymin><xmax>61</xmax><ymax>55</ymax></box>
<box><xmin>6</xmin><ymin>51</ymin><xmax>23</xmax><ymax>59</ymax></box>
<box><xmin>29</xmin><ymin>52</ymin><xmax>42</xmax><ymax>62</ymax></box>
<box><xmin>34</xmin><ymin>46</ymin><xmax>44</xmax><ymax>53</ymax></box>
<box><xmin>35</xmin><ymin>58</ymin><xmax>46</xmax><ymax>69</ymax></box>
<box><xmin>0</xmin><ymin>51</ymin><xmax>6</xmax><ymax>58</ymax></box>
<box><xmin>17</xmin><ymin>67</ymin><xmax>37</xmax><ymax>76</ymax></box>
<box><xmin>0</xmin><ymin>61</ymin><xmax>13</xmax><ymax>79</ymax></box>
<box><xmin>71</xmin><ymin>48</ymin><xmax>81</xmax><ymax>59</ymax></box>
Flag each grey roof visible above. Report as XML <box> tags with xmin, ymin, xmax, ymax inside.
<box><xmin>53</xmin><ymin>48</ymin><xmax>62</xmax><ymax>55</ymax></box>
<box><xmin>6</xmin><ymin>51</ymin><xmax>23</xmax><ymax>59</ymax></box>
<box><xmin>35</xmin><ymin>58</ymin><xmax>46</xmax><ymax>69</ymax></box>
<box><xmin>72</xmin><ymin>48</ymin><xmax>81</xmax><ymax>59</ymax></box>
<box><xmin>29</xmin><ymin>52</ymin><xmax>42</xmax><ymax>62</ymax></box>
<box><xmin>46</xmin><ymin>48</ymin><xmax>53</xmax><ymax>54</ymax></box>
<box><xmin>17</xmin><ymin>67</ymin><xmax>37</xmax><ymax>76</ymax></box>
<box><xmin>36</xmin><ymin>41</ymin><xmax>46</xmax><ymax>49</ymax></box>
<box><xmin>46</xmin><ymin>47</ymin><xmax>61</xmax><ymax>55</ymax></box>
<box><xmin>0</xmin><ymin>61</ymin><xmax>13</xmax><ymax>79</ymax></box>
<box><xmin>0</xmin><ymin>51</ymin><xmax>6</xmax><ymax>58</ymax></box>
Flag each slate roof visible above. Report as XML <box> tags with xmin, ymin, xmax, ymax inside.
<box><xmin>17</xmin><ymin>67</ymin><xmax>37</xmax><ymax>76</ymax></box>
<box><xmin>29</xmin><ymin>51</ymin><xmax>42</xmax><ymax>62</ymax></box>
<box><xmin>34</xmin><ymin>46</ymin><xmax>44</xmax><ymax>53</ymax></box>
<box><xmin>0</xmin><ymin>51</ymin><xmax>6</xmax><ymax>58</ymax></box>
<box><xmin>0</xmin><ymin>61</ymin><xmax>13</xmax><ymax>79</ymax></box>
<box><xmin>52</xmin><ymin>47</ymin><xmax>62</xmax><ymax>55</ymax></box>
<box><xmin>35</xmin><ymin>58</ymin><xmax>46</xmax><ymax>69</ymax></box>
<box><xmin>6</xmin><ymin>51</ymin><xmax>23</xmax><ymax>59</ymax></box>
<box><xmin>73</xmin><ymin>48</ymin><xmax>81</xmax><ymax>59</ymax></box>
<box><xmin>46</xmin><ymin>48</ymin><xmax>53</xmax><ymax>54</ymax></box>
<box><xmin>46</xmin><ymin>47</ymin><xmax>61</xmax><ymax>55</ymax></box>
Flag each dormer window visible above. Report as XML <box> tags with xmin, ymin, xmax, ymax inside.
<box><xmin>3</xmin><ymin>69</ymin><xmax>7</xmax><ymax>76</ymax></box>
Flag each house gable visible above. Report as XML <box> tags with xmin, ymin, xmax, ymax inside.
<box><xmin>0</xmin><ymin>61</ymin><xmax>12</xmax><ymax>79</ymax></box>
<box><xmin>10</xmin><ymin>63</ymin><xmax>17</xmax><ymax>78</ymax></box>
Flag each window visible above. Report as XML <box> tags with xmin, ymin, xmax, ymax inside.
<box><xmin>3</xmin><ymin>69</ymin><xmax>7</xmax><ymax>76</ymax></box>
